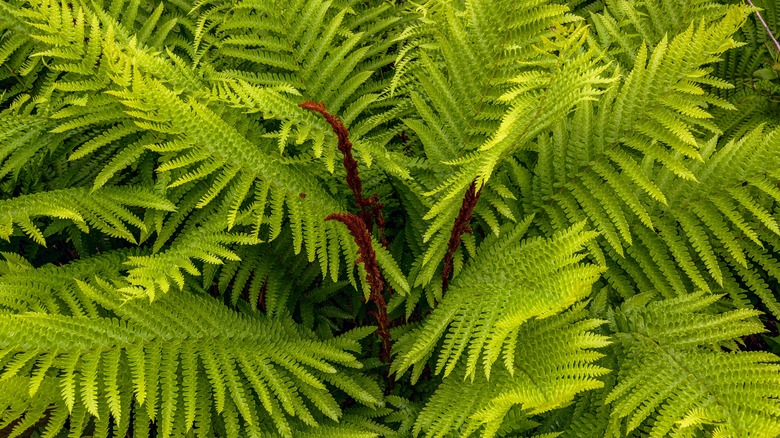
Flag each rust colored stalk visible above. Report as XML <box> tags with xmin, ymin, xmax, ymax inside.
<box><xmin>301</xmin><ymin>101</ymin><xmax>392</xmax><ymax>358</ymax></box>
<box><xmin>441</xmin><ymin>180</ymin><xmax>482</xmax><ymax>293</ymax></box>
<box><xmin>326</xmin><ymin>213</ymin><xmax>392</xmax><ymax>362</ymax></box>
<box><xmin>300</xmin><ymin>102</ymin><xmax>371</xmax><ymax>222</ymax></box>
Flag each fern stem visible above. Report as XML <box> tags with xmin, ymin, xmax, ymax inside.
<box><xmin>3</xmin><ymin>65</ymin><xmax>28</xmax><ymax>90</ymax></box>
<box><xmin>441</xmin><ymin>180</ymin><xmax>482</xmax><ymax>293</ymax></box>
<box><xmin>746</xmin><ymin>0</ymin><xmax>780</xmax><ymax>53</ymax></box>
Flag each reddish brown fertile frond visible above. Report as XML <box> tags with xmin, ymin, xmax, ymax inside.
<box><xmin>441</xmin><ymin>180</ymin><xmax>482</xmax><ymax>293</ymax></box>
<box><xmin>326</xmin><ymin>212</ymin><xmax>392</xmax><ymax>361</ymax></box>
<box><xmin>300</xmin><ymin>101</ymin><xmax>373</xmax><ymax>226</ymax></box>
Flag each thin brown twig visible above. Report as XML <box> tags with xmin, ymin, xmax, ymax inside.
<box><xmin>747</xmin><ymin>0</ymin><xmax>780</xmax><ymax>53</ymax></box>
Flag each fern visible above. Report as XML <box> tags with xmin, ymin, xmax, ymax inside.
<box><xmin>392</xmin><ymin>219</ymin><xmax>602</xmax><ymax>380</ymax></box>
<box><xmin>1</xmin><ymin>0</ymin><xmax>780</xmax><ymax>437</ymax></box>
<box><xmin>412</xmin><ymin>305</ymin><xmax>610</xmax><ymax>438</ymax></box>
<box><xmin>1</xmin><ymin>274</ymin><xmax>381</xmax><ymax>437</ymax></box>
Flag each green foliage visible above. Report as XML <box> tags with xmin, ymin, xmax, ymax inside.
<box><xmin>392</xmin><ymin>219</ymin><xmax>603</xmax><ymax>380</ymax></box>
<box><xmin>1</xmin><ymin>0</ymin><xmax>780</xmax><ymax>436</ymax></box>
<box><xmin>606</xmin><ymin>292</ymin><xmax>780</xmax><ymax>437</ymax></box>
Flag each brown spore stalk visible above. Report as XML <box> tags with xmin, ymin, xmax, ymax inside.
<box><xmin>299</xmin><ymin>101</ymin><xmax>387</xmax><ymax>241</ymax></box>
<box><xmin>325</xmin><ymin>213</ymin><xmax>392</xmax><ymax>362</ymax></box>
<box><xmin>300</xmin><ymin>101</ymin><xmax>392</xmax><ymax>360</ymax></box>
<box><xmin>441</xmin><ymin>180</ymin><xmax>482</xmax><ymax>293</ymax></box>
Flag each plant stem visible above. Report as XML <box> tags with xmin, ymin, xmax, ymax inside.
<box><xmin>747</xmin><ymin>0</ymin><xmax>780</xmax><ymax>53</ymax></box>
<box><xmin>3</xmin><ymin>65</ymin><xmax>28</xmax><ymax>90</ymax></box>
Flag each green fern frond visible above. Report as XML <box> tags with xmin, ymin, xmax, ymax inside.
<box><xmin>122</xmin><ymin>218</ymin><xmax>259</xmax><ymax>300</ymax></box>
<box><xmin>0</xmin><ymin>187</ymin><xmax>174</xmax><ymax>245</ymax></box>
<box><xmin>0</xmin><ymin>278</ymin><xmax>380</xmax><ymax>438</ymax></box>
<box><xmin>531</xmin><ymin>5</ymin><xmax>748</xmax><ymax>248</ymax></box>
<box><xmin>607</xmin><ymin>292</ymin><xmax>780</xmax><ymax>437</ymax></box>
<box><xmin>392</xmin><ymin>219</ymin><xmax>602</xmax><ymax>380</ymax></box>
<box><xmin>413</xmin><ymin>306</ymin><xmax>610</xmax><ymax>438</ymax></box>
<box><xmin>587</xmin><ymin>0</ymin><xmax>734</xmax><ymax>65</ymax></box>
<box><xmin>0</xmin><ymin>249</ymin><xmax>140</xmax><ymax>316</ymax></box>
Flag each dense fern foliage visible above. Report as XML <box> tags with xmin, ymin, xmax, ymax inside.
<box><xmin>2</xmin><ymin>0</ymin><xmax>780</xmax><ymax>436</ymax></box>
